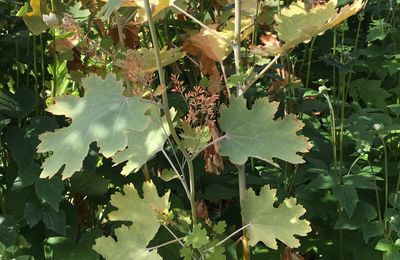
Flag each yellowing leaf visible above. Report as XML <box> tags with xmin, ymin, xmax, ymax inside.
<box><xmin>108</xmin><ymin>181</ymin><xmax>170</xmax><ymax>241</ymax></box>
<box><xmin>185</xmin><ymin>17</ymin><xmax>253</xmax><ymax>61</ymax></box>
<box><xmin>275</xmin><ymin>0</ymin><xmax>364</xmax><ymax>53</ymax></box>
<box><xmin>37</xmin><ymin>73</ymin><xmax>150</xmax><ymax>179</ymax></box>
<box><xmin>142</xmin><ymin>47</ymin><xmax>186</xmax><ymax>73</ymax></box>
<box><xmin>242</xmin><ymin>185</ymin><xmax>311</xmax><ymax>249</ymax></box>
<box><xmin>98</xmin><ymin>0</ymin><xmax>172</xmax><ymax>20</ymax></box>
<box><xmin>23</xmin><ymin>0</ymin><xmax>50</xmax><ymax>35</ymax></box>
<box><xmin>218</xmin><ymin>96</ymin><xmax>311</xmax><ymax>166</ymax></box>
<box><xmin>93</xmin><ymin>225</ymin><xmax>162</xmax><ymax>260</ymax></box>
<box><xmin>112</xmin><ymin>107</ymin><xmax>176</xmax><ymax>175</ymax></box>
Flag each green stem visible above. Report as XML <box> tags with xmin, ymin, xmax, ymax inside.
<box><xmin>143</xmin><ymin>0</ymin><xmax>196</xmax><ymax>226</ymax></box>
<box><xmin>305</xmin><ymin>37</ymin><xmax>316</xmax><ymax>89</ymax></box>
<box><xmin>323</xmin><ymin>92</ymin><xmax>339</xmax><ymax>180</ymax></box>
<box><xmin>33</xmin><ymin>35</ymin><xmax>39</xmax><ymax>115</ymax></box>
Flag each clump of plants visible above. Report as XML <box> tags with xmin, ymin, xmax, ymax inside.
<box><xmin>0</xmin><ymin>0</ymin><xmax>399</xmax><ymax>259</ymax></box>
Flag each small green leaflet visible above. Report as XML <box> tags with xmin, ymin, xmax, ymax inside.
<box><xmin>37</xmin><ymin>73</ymin><xmax>150</xmax><ymax>179</ymax></box>
<box><xmin>112</xmin><ymin>107</ymin><xmax>175</xmax><ymax>175</ymax></box>
<box><xmin>218</xmin><ymin>96</ymin><xmax>311</xmax><ymax>166</ymax></box>
<box><xmin>242</xmin><ymin>185</ymin><xmax>311</xmax><ymax>249</ymax></box>
<box><xmin>184</xmin><ymin>224</ymin><xmax>209</xmax><ymax>249</ymax></box>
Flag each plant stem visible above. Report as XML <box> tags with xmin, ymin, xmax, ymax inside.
<box><xmin>148</xmin><ymin>237</ymin><xmax>185</xmax><ymax>251</ymax></box>
<box><xmin>205</xmin><ymin>223</ymin><xmax>251</xmax><ymax>253</ymax></box>
<box><xmin>190</xmin><ymin>135</ymin><xmax>227</xmax><ymax>160</ymax></box>
<box><xmin>322</xmin><ymin>92</ymin><xmax>339</xmax><ymax>180</ymax></box>
<box><xmin>163</xmin><ymin>224</ymin><xmax>186</xmax><ymax>248</ymax></box>
<box><xmin>242</xmin><ymin>54</ymin><xmax>281</xmax><ymax>95</ymax></box>
<box><xmin>33</xmin><ymin>35</ymin><xmax>39</xmax><ymax>115</ymax></box>
<box><xmin>143</xmin><ymin>0</ymin><xmax>197</xmax><ymax>226</ymax></box>
<box><xmin>305</xmin><ymin>37</ymin><xmax>316</xmax><ymax>89</ymax></box>
<box><xmin>233</xmin><ymin>1</ymin><xmax>250</xmax><ymax>258</ymax></box>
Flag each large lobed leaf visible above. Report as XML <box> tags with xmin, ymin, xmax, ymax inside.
<box><xmin>93</xmin><ymin>226</ymin><xmax>162</xmax><ymax>260</ymax></box>
<box><xmin>108</xmin><ymin>181</ymin><xmax>170</xmax><ymax>241</ymax></box>
<box><xmin>37</xmin><ymin>73</ymin><xmax>150</xmax><ymax>179</ymax></box>
<box><xmin>93</xmin><ymin>181</ymin><xmax>169</xmax><ymax>259</ymax></box>
<box><xmin>242</xmin><ymin>185</ymin><xmax>311</xmax><ymax>249</ymax></box>
<box><xmin>218</xmin><ymin>96</ymin><xmax>311</xmax><ymax>166</ymax></box>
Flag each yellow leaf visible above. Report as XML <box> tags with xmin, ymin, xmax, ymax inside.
<box><xmin>185</xmin><ymin>17</ymin><xmax>253</xmax><ymax>62</ymax></box>
<box><xmin>141</xmin><ymin>47</ymin><xmax>186</xmax><ymax>72</ymax></box>
<box><xmin>274</xmin><ymin>0</ymin><xmax>365</xmax><ymax>54</ymax></box>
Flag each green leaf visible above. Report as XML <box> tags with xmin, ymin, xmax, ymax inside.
<box><xmin>332</xmin><ymin>184</ymin><xmax>359</xmax><ymax>218</ymax></box>
<box><xmin>46</xmin><ymin>229</ymin><xmax>101</xmax><ymax>260</ymax></box>
<box><xmin>142</xmin><ymin>47</ymin><xmax>186</xmax><ymax>73</ymax></box>
<box><xmin>108</xmin><ymin>181</ymin><xmax>170</xmax><ymax>241</ymax></box>
<box><xmin>184</xmin><ymin>224</ymin><xmax>209</xmax><ymax>249</ymax></box>
<box><xmin>0</xmin><ymin>88</ymin><xmax>35</xmax><ymax>119</ymax></box>
<box><xmin>218</xmin><ymin>96</ymin><xmax>311</xmax><ymax>165</ymax></box>
<box><xmin>180</xmin><ymin>247</ymin><xmax>193</xmax><ymax>260</ymax></box>
<box><xmin>70</xmin><ymin>171</ymin><xmax>110</xmax><ymax>196</ymax></box>
<box><xmin>37</xmin><ymin>73</ymin><xmax>150</xmax><ymax>179</ymax></box>
<box><xmin>362</xmin><ymin>221</ymin><xmax>384</xmax><ymax>243</ymax></box>
<box><xmin>205</xmin><ymin>245</ymin><xmax>226</xmax><ymax>260</ymax></box>
<box><xmin>35</xmin><ymin>175</ymin><xmax>64</xmax><ymax>211</ymax></box>
<box><xmin>213</xmin><ymin>221</ymin><xmax>227</xmax><ymax>235</ymax></box>
<box><xmin>376</xmin><ymin>239</ymin><xmax>400</xmax><ymax>260</ymax></box>
<box><xmin>0</xmin><ymin>216</ymin><xmax>18</xmax><ymax>247</ymax></box>
<box><xmin>242</xmin><ymin>185</ymin><xmax>311</xmax><ymax>249</ymax></box>
<box><xmin>158</xmin><ymin>169</ymin><xmax>178</xmax><ymax>182</ymax></box>
<box><xmin>93</xmin><ymin>226</ymin><xmax>162</xmax><ymax>260</ymax></box>
<box><xmin>22</xmin><ymin>0</ymin><xmax>49</xmax><ymax>35</ymax></box>
<box><xmin>204</xmin><ymin>184</ymin><xmax>237</xmax><ymax>203</ymax></box>
<box><xmin>112</xmin><ymin>108</ymin><xmax>175</xmax><ymax>175</ymax></box>
<box><xmin>180</xmin><ymin>123</ymin><xmax>211</xmax><ymax>154</ymax></box>
<box><xmin>24</xmin><ymin>201</ymin><xmax>66</xmax><ymax>235</ymax></box>
<box><xmin>351</xmin><ymin>79</ymin><xmax>392</xmax><ymax>108</ymax></box>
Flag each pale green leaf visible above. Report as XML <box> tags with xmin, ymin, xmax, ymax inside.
<box><xmin>108</xmin><ymin>181</ymin><xmax>170</xmax><ymax>241</ymax></box>
<box><xmin>142</xmin><ymin>47</ymin><xmax>186</xmax><ymax>73</ymax></box>
<box><xmin>112</xmin><ymin>108</ymin><xmax>175</xmax><ymax>175</ymax></box>
<box><xmin>205</xmin><ymin>245</ymin><xmax>226</xmax><ymax>260</ymax></box>
<box><xmin>93</xmin><ymin>226</ymin><xmax>162</xmax><ymax>260</ymax></box>
<box><xmin>213</xmin><ymin>221</ymin><xmax>227</xmax><ymax>235</ymax></box>
<box><xmin>218</xmin><ymin>96</ymin><xmax>311</xmax><ymax>165</ymax></box>
<box><xmin>37</xmin><ymin>73</ymin><xmax>150</xmax><ymax>179</ymax></box>
<box><xmin>184</xmin><ymin>224</ymin><xmax>209</xmax><ymax>249</ymax></box>
<box><xmin>242</xmin><ymin>185</ymin><xmax>311</xmax><ymax>249</ymax></box>
<box><xmin>23</xmin><ymin>0</ymin><xmax>49</xmax><ymax>35</ymax></box>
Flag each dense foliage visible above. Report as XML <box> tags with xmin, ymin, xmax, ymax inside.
<box><xmin>0</xmin><ymin>0</ymin><xmax>399</xmax><ymax>259</ymax></box>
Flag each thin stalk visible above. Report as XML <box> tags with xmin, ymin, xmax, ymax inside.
<box><xmin>163</xmin><ymin>224</ymin><xmax>186</xmax><ymax>248</ymax></box>
<box><xmin>162</xmin><ymin>149</ymin><xmax>191</xmax><ymax>201</ymax></box>
<box><xmin>242</xmin><ymin>54</ymin><xmax>281</xmax><ymax>95</ymax></box>
<box><xmin>148</xmin><ymin>237</ymin><xmax>184</xmax><ymax>251</ymax></box>
<box><xmin>305</xmin><ymin>37</ymin><xmax>316</xmax><ymax>89</ymax></box>
<box><xmin>143</xmin><ymin>0</ymin><xmax>196</xmax><ymax>225</ymax></box>
<box><xmin>205</xmin><ymin>223</ymin><xmax>251</xmax><ymax>253</ymax></box>
<box><xmin>142</xmin><ymin>163</ymin><xmax>151</xmax><ymax>182</ymax></box>
<box><xmin>381</xmin><ymin>137</ymin><xmax>389</xmax><ymax>216</ymax></box>
<box><xmin>233</xmin><ymin>0</ymin><xmax>250</xmax><ymax>258</ymax></box>
<box><xmin>15</xmin><ymin>39</ymin><xmax>19</xmax><ymax>89</ymax></box>
<box><xmin>190</xmin><ymin>135</ymin><xmax>227</xmax><ymax>160</ymax></box>
<box><xmin>33</xmin><ymin>35</ymin><xmax>39</xmax><ymax>115</ymax></box>
<box><xmin>322</xmin><ymin>92</ymin><xmax>339</xmax><ymax>179</ymax></box>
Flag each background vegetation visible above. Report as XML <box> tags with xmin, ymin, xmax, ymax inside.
<box><xmin>0</xmin><ymin>0</ymin><xmax>399</xmax><ymax>259</ymax></box>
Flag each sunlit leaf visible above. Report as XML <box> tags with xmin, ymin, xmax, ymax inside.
<box><xmin>108</xmin><ymin>181</ymin><xmax>170</xmax><ymax>241</ymax></box>
<box><xmin>185</xmin><ymin>17</ymin><xmax>253</xmax><ymax>61</ymax></box>
<box><xmin>112</xmin><ymin>107</ymin><xmax>176</xmax><ymax>176</ymax></box>
<box><xmin>272</xmin><ymin>0</ymin><xmax>364</xmax><ymax>54</ymax></box>
<box><xmin>93</xmin><ymin>226</ymin><xmax>162</xmax><ymax>260</ymax></box>
<box><xmin>242</xmin><ymin>185</ymin><xmax>311</xmax><ymax>249</ymax></box>
<box><xmin>218</xmin><ymin>96</ymin><xmax>311</xmax><ymax>166</ymax></box>
<box><xmin>37</xmin><ymin>73</ymin><xmax>150</xmax><ymax>179</ymax></box>
<box><xmin>93</xmin><ymin>181</ymin><xmax>169</xmax><ymax>259</ymax></box>
<box><xmin>142</xmin><ymin>47</ymin><xmax>186</xmax><ymax>73</ymax></box>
